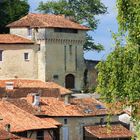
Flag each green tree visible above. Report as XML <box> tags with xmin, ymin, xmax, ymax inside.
<box><xmin>97</xmin><ymin>0</ymin><xmax>140</xmax><ymax>137</ymax></box>
<box><xmin>0</xmin><ymin>0</ymin><xmax>29</xmax><ymax>33</ymax></box>
<box><xmin>37</xmin><ymin>0</ymin><xmax>107</xmax><ymax>51</ymax></box>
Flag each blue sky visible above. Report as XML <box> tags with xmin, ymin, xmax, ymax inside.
<box><xmin>28</xmin><ymin>0</ymin><xmax>118</xmax><ymax>60</ymax></box>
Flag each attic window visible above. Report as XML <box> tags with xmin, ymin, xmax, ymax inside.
<box><xmin>54</xmin><ymin>28</ymin><xmax>78</xmax><ymax>33</ymax></box>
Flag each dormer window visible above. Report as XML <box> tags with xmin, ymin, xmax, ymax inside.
<box><xmin>27</xmin><ymin>27</ymin><xmax>32</xmax><ymax>36</ymax></box>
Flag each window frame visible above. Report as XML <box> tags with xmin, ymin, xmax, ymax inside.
<box><xmin>24</xmin><ymin>52</ymin><xmax>29</xmax><ymax>61</ymax></box>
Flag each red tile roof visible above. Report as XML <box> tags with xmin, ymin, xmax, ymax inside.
<box><xmin>42</xmin><ymin>118</ymin><xmax>61</xmax><ymax>126</ymax></box>
<box><xmin>45</xmin><ymin>82</ymin><xmax>72</xmax><ymax>95</ymax></box>
<box><xmin>7</xmin><ymin>13</ymin><xmax>89</xmax><ymax>30</ymax></box>
<box><xmin>0</xmin><ymin>34</ymin><xmax>34</xmax><ymax>44</ymax></box>
<box><xmin>0</xmin><ymin>100</ymin><xmax>56</xmax><ymax>132</ymax></box>
<box><xmin>85</xmin><ymin>124</ymin><xmax>133</xmax><ymax>139</ymax></box>
<box><xmin>5</xmin><ymin>98</ymin><xmax>61</xmax><ymax>126</ymax></box>
<box><xmin>0</xmin><ymin>79</ymin><xmax>72</xmax><ymax>95</ymax></box>
<box><xmin>30</xmin><ymin>97</ymin><xmax>109</xmax><ymax>117</ymax></box>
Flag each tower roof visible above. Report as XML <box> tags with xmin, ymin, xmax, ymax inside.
<box><xmin>7</xmin><ymin>13</ymin><xmax>90</xmax><ymax>30</ymax></box>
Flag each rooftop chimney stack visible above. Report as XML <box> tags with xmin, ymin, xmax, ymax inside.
<box><xmin>32</xmin><ymin>93</ymin><xmax>40</xmax><ymax>106</ymax></box>
<box><xmin>5</xmin><ymin>124</ymin><xmax>11</xmax><ymax>132</ymax></box>
<box><xmin>5</xmin><ymin>82</ymin><xmax>14</xmax><ymax>90</ymax></box>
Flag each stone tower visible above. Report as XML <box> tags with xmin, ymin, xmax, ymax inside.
<box><xmin>7</xmin><ymin>13</ymin><xmax>89</xmax><ymax>90</ymax></box>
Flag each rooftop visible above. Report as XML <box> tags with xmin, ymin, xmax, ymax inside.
<box><xmin>25</xmin><ymin>97</ymin><xmax>110</xmax><ymax>117</ymax></box>
<box><xmin>0</xmin><ymin>34</ymin><xmax>34</xmax><ymax>44</ymax></box>
<box><xmin>85</xmin><ymin>124</ymin><xmax>133</xmax><ymax>139</ymax></box>
<box><xmin>0</xmin><ymin>100</ymin><xmax>56</xmax><ymax>132</ymax></box>
<box><xmin>0</xmin><ymin>79</ymin><xmax>72</xmax><ymax>96</ymax></box>
<box><xmin>7</xmin><ymin>13</ymin><xmax>89</xmax><ymax>30</ymax></box>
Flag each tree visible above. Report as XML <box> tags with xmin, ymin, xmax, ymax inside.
<box><xmin>96</xmin><ymin>0</ymin><xmax>140</xmax><ymax>137</ymax></box>
<box><xmin>0</xmin><ymin>0</ymin><xmax>29</xmax><ymax>33</ymax></box>
<box><xmin>37</xmin><ymin>0</ymin><xmax>107</xmax><ymax>51</ymax></box>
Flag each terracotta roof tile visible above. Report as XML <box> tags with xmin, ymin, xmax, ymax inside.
<box><xmin>0</xmin><ymin>34</ymin><xmax>34</xmax><ymax>44</ymax></box>
<box><xmin>30</xmin><ymin>97</ymin><xmax>109</xmax><ymax>117</ymax></box>
<box><xmin>42</xmin><ymin>118</ymin><xmax>61</xmax><ymax>126</ymax></box>
<box><xmin>85</xmin><ymin>124</ymin><xmax>133</xmax><ymax>139</ymax></box>
<box><xmin>0</xmin><ymin>100</ymin><xmax>56</xmax><ymax>132</ymax></box>
<box><xmin>0</xmin><ymin>79</ymin><xmax>71</xmax><ymax>95</ymax></box>
<box><xmin>7</xmin><ymin>13</ymin><xmax>89</xmax><ymax>30</ymax></box>
<box><xmin>5</xmin><ymin>98</ymin><xmax>61</xmax><ymax>126</ymax></box>
<box><xmin>45</xmin><ymin>82</ymin><xmax>72</xmax><ymax>95</ymax></box>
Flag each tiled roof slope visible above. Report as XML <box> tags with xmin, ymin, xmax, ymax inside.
<box><xmin>7</xmin><ymin>13</ymin><xmax>89</xmax><ymax>30</ymax></box>
<box><xmin>45</xmin><ymin>82</ymin><xmax>72</xmax><ymax>95</ymax></box>
<box><xmin>30</xmin><ymin>97</ymin><xmax>109</xmax><ymax>117</ymax></box>
<box><xmin>85</xmin><ymin>124</ymin><xmax>133</xmax><ymax>139</ymax></box>
<box><xmin>0</xmin><ymin>100</ymin><xmax>56</xmax><ymax>132</ymax></box>
<box><xmin>6</xmin><ymin>98</ymin><xmax>61</xmax><ymax>126</ymax></box>
<box><xmin>0</xmin><ymin>34</ymin><xmax>34</xmax><ymax>44</ymax></box>
<box><xmin>0</xmin><ymin>79</ymin><xmax>72</xmax><ymax>95</ymax></box>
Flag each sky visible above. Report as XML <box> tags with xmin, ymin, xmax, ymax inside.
<box><xmin>28</xmin><ymin>0</ymin><xmax>118</xmax><ymax>60</ymax></box>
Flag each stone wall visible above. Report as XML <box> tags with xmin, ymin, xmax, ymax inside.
<box><xmin>0</xmin><ymin>44</ymin><xmax>39</xmax><ymax>79</ymax></box>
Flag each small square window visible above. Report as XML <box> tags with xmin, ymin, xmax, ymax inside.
<box><xmin>24</xmin><ymin>53</ymin><xmax>29</xmax><ymax>61</ymax></box>
<box><xmin>0</xmin><ymin>50</ymin><xmax>3</xmax><ymax>61</ymax></box>
<box><xmin>53</xmin><ymin>75</ymin><xmax>59</xmax><ymax>80</ymax></box>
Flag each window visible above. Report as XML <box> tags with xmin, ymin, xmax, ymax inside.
<box><xmin>27</xmin><ymin>27</ymin><xmax>32</xmax><ymax>36</ymax></box>
<box><xmin>53</xmin><ymin>75</ymin><xmax>59</xmax><ymax>80</ymax></box>
<box><xmin>64</xmin><ymin>118</ymin><xmax>68</xmax><ymax>124</ymax></box>
<box><xmin>17</xmin><ymin>131</ymin><xmax>27</xmax><ymax>138</ymax></box>
<box><xmin>54</xmin><ymin>28</ymin><xmax>78</xmax><ymax>33</ymax></box>
<box><xmin>24</xmin><ymin>53</ymin><xmax>29</xmax><ymax>61</ymax></box>
<box><xmin>0</xmin><ymin>50</ymin><xmax>3</xmax><ymax>61</ymax></box>
<box><xmin>100</xmin><ymin>118</ymin><xmax>105</xmax><ymax>125</ymax></box>
<box><xmin>37</xmin><ymin>130</ymin><xmax>44</xmax><ymax>140</ymax></box>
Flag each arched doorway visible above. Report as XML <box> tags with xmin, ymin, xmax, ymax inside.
<box><xmin>65</xmin><ymin>74</ymin><xmax>75</xmax><ymax>89</ymax></box>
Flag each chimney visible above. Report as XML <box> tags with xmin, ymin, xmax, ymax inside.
<box><xmin>32</xmin><ymin>93</ymin><xmax>40</xmax><ymax>106</ymax></box>
<box><xmin>5</xmin><ymin>124</ymin><xmax>11</xmax><ymax>132</ymax></box>
<box><xmin>64</xmin><ymin>95</ymin><xmax>70</xmax><ymax>105</ymax></box>
<box><xmin>27</xmin><ymin>93</ymin><xmax>40</xmax><ymax>106</ymax></box>
<box><xmin>5</xmin><ymin>82</ymin><xmax>14</xmax><ymax>90</ymax></box>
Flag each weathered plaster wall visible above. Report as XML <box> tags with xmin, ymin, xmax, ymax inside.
<box><xmin>0</xmin><ymin>44</ymin><xmax>38</xmax><ymax>79</ymax></box>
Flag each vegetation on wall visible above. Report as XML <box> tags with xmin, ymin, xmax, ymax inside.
<box><xmin>37</xmin><ymin>0</ymin><xmax>107</xmax><ymax>51</ymax></box>
<box><xmin>0</xmin><ymin>0</ymin><xmax>29</xmax><ymax>33</ymax></box>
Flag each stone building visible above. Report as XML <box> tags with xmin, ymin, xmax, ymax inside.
<box><xmin>6</xmin><ymin>13</ymin><xmax>89</xmax><ymax>90</ymax></box>
<box><xmin>0</xmin><ymin>34</ymin><xmax>39</xmax><ymax>79</ymax></box>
